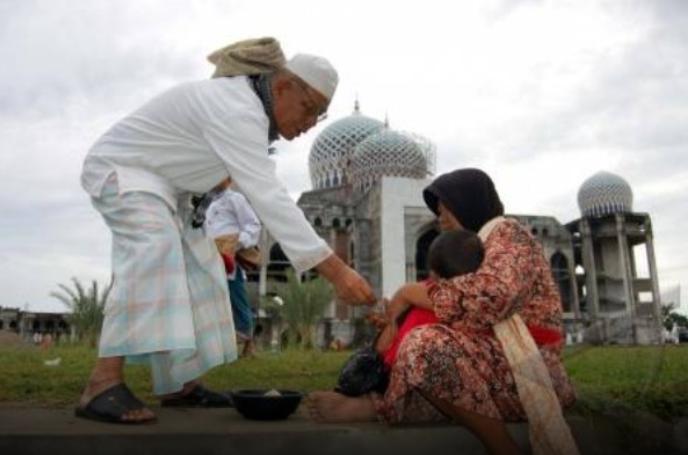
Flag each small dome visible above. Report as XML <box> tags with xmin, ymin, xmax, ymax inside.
<box><xmin>309</xmin><ymin>102</ymin><xmax>384</xmax><ymax>189</ymax></box>
<box><xmin>349</xmin><ymin>128</ymin><xmax>429</xmax><ymax>191</ymax></box>
<box><xmin>577</xmin><ymin>171</ymin><xmax>633</xmax><ymax>217</ymax></box>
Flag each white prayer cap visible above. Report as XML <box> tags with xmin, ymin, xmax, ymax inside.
<box><xmin>285</xmin><ymin>53</ymin><xmax>338</xmax><ymax>101</ymax></box>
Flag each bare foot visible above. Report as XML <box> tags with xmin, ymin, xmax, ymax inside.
<box><xmin>305</xmin><ymin>391</ymin><xmax>377</xmax><ymax>423</ymax></box>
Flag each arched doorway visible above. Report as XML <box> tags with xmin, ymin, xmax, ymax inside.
<box><xmin>267</xmin><ymin>243</ymin><xmax>291</xmax><ymax>282</ymax></box>
<box><xmin>415</xmin><ymin>228</ymin><xmax>439</xmax><ymax>280</ymax></box>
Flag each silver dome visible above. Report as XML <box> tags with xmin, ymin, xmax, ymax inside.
<box><xmin>349</xmin><ymin>127</ymin><xmax>430</xmax><ymax>192</ymax></box>
<box><xmin>308</xmin><ymin>102</ymin><xmax>383</xmax><ymax>189</ymax></box>
<box><xmin>578</xmin><ymin>171</ymin><xmax>633</xmax><ymax>217</ymax></box>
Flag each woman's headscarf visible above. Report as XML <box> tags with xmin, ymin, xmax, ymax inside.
<box><xmin>422</xmin><ymin>168</ymin><xmax>504</xmax><ymax>233</ymax></box>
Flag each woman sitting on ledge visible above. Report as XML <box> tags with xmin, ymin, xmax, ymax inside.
<box><xmin>307</xmin><ymin>168</ymin><xmax>576</xmax><ymax>455</ymax></box>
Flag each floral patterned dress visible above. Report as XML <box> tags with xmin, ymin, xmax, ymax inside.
<box><xmin>372</xmin><ymin>219</ymin><xmax>576</xmax><ymax>423</ymax></box>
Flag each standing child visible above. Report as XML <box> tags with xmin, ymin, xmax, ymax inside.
<box><xmin>204</xmin><ymin>180</ymin><xmax>262</xmax><ymax>358</ymax></box>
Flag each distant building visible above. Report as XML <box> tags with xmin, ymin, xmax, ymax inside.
<box><xmin>0</xmin><ymin>306</ymin><xmax>71</xmax><ymax>342</ymax></box>
<box><xmin>566</xmin><ymin>171</ymin><xmax>663</xmax><ymax>344</ymax></box>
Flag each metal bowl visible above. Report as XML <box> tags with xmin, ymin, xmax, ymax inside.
<box><xmin>232</xmin><ymin>389</ymin><xmax>303</xmax><ymax>420</ymax></box>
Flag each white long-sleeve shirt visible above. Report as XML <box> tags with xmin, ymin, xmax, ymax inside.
<box><xmin>204</xmin><ymin>188</ymin><xmax>262</xmax><ymax>280</ymax></box>
<box><xmin>81</xmin><ymin>76</ymin><xmax>331</xmax><ymax>273</ymax></box>
<box><xmin>204</xmin><ymin>188</ymin><xmax>261</xmax><ymax>249</ymax></box>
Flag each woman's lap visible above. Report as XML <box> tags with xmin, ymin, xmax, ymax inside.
<box><xmin>374</xmin><ymin>324</ymin><xmax>527</xmax><ymax>424</ymax></box>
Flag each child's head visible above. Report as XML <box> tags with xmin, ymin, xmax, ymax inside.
<box><xmin>427</xmin><ymin>229</ymin><xmax>484</xmax><ymax>279</ymax></box>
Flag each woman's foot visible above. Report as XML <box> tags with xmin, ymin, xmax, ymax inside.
<box><xmin>305</xmin><ymin>391</ymin><xmax>377</xmax><ymax>423</ymax></box>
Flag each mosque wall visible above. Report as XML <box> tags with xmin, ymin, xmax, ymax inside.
<box><xmin>379</xmin><ymin>177</ymin><xmax>434</xmax><ymax>298</ymax></box>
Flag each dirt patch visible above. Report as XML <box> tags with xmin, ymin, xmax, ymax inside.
<box><xmin>0</xmin><ymin>331</ymin><xmax>25</xmax><ymax>346</ymax></box>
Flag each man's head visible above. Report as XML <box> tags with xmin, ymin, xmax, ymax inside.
<box><xmin>271</xmin><ymin>54</ymin><xmax>338</xmax><ymax>140</ymax></box>
<box><xmin>427</xmin><ymin>230</ymin><xmax>484</xmax><ymax>279</ymax></box>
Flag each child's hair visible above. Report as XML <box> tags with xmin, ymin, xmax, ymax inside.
<box><xmin>427</xmin><ymin>230</ymin><xmax>484</xmax><ymax>279</ymax></box>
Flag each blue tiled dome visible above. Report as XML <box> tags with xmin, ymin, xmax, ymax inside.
<box><xmin>309</xmin><ymin>102</ymin><xmax>383</xmax><ymax>189</ymax></box>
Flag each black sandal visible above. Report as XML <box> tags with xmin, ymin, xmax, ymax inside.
<box><xmin>160</xmin><ymin>384</ymin><xmax>233</xmax><ymax>408</ymax></box>
<box><xmin>75</xmin><ymin>383</ymin><xmax>156</xmax><ymax>424</ymax></box>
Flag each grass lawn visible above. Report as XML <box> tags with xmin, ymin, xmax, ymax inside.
<box><xmin>1</xmin><ymin>343</ymin><xmax>687</xmax><ymax>419</ymax></box>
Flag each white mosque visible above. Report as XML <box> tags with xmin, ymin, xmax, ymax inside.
<box><xmin>246</xmin><ymin>101</ymin><xmax>664</xmax><ymax>347</ymax></box>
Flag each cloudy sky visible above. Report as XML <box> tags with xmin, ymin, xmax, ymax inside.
<box><xmin>0</xmin><ymin>0</ymin><xmax>686</xmax><ymax>313</ymax></box>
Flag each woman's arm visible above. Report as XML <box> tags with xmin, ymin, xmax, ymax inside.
<box><xmin>430</xmin><ymin>221</ymin><xmax>536</xmax><ymax>329</ymax></box>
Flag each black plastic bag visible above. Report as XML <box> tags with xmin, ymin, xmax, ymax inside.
<box><xmin>335</xmin><ymin>345</ymin><xmax>389</xmax><ymax>397</ymax></box>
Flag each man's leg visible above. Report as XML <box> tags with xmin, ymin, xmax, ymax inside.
<box><xmin>80</xmin><ymin>357</ymin><xmax>155</xmax><ymax>422</ymax></box>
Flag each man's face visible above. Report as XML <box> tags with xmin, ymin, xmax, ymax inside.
<box><xmin>272</xmin><ymin>76</ymin><xmax>329</xmax><ymax>140</ymax></box>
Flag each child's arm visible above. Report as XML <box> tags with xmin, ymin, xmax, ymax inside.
<box><xmin>388</xmin><ymin>283</ymin><xmax>434</xmax><ymax>318</ymax></box>
<box><xmin>374</xmin><ymin>322</ymin><xmax>398</xmax><ymax>355</ymax></box>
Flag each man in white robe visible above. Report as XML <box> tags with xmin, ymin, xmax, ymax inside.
<box><xmin>77</xmin><ymin>38</ymin><xmax>375</xmax><ymax>424</ymax></box>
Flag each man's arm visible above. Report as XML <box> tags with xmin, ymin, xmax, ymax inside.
<box><xmin>315</xmin><ymin>254</ymin><xmax>376</xmax><ymax>306</ymax></box>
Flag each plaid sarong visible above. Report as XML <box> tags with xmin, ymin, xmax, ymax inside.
<box><xmin>91</xmin><ymin>176</ymin><xmax>237</xmax><ymax>394</ymax></box>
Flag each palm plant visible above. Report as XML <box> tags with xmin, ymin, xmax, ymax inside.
<box><xmin>51</xmin><ymin>277</ymin><xmax>112</xmax><ymax>347</ymax></box>
<box><xmin>277</xmin><ymin>269</ymin><xmax>333</xmax><ymax>349</ymax></box>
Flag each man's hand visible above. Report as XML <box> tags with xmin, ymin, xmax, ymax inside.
<box><xmin>316</xmin><ymin>254</ymin><xmax>376</xmax><ymax>306</ymax></box>
<box><xmin>367</xmin><ymin>303</ymin><xmax>390</xmax><ymax>330</ymax></box>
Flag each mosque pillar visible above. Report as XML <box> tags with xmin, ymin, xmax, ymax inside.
<box><xmin>644</xmin><ymin>220</ymin><xmax>664</xmax><ymax>340</ymax></box>
<box><xmin>580</xmin><ymin>219</ymin><xmax>599</xmax><ymax>318</ymax></box>
<box><xmin>568</xmin><ymin>257</ymin><xmax>582</xmax><ymax>319</ymax></box>
<box><xmin>616</xmin><ymin>214</ymin><xmax>637</xmax><ymax>342</ymax></box>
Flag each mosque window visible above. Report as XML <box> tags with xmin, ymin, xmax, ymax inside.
<box><xmin>333</xmin><ymin>218</ymin><xmax>341</xmax><ymax>229</ymax></box>
<box><xmin>314</xmin><ymin>217</ymin><xmax>322</xmax><ymax>227</ymax></box>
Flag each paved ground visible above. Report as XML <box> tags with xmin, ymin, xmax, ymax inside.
<box><xmin>1</xmin><ymin>405</ymin><xmax>687</xmax><ymax>455</ymax></box>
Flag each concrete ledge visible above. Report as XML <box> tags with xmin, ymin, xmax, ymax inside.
<box><xmin>1</xmin><ymin>406</ymin><xmax>686</xmax><ymax>455</ymax></box>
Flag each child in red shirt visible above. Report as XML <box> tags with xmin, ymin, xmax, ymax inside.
<box><xmin>373</xmin><ymin>229</ymin><xmax>484</xmax><ymax>369</ymax></box>
<box><xmin>335</xmin><ymin>230</ymin><xmax>484</xmax><ymax>396</ymax></box>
